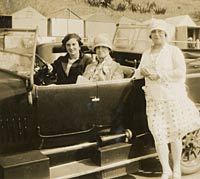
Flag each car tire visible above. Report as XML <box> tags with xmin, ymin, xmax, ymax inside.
<box><xmin>181</xmin><ymin>129</ymin><xmax>200</xmax><ymax>174</ymax></box>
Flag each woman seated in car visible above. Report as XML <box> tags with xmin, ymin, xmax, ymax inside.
<box><xmin>82</xmin><ymin>33</ymin><xmax>124</xmax><ymax>81</ymax></box>
<box><xmin>48</xmin><ymin>33</ymin><xmax>92</xmax><ymax>84</ymax></box>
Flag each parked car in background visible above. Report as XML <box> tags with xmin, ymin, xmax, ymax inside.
<box><xmin>0</xmin><ymin>28</ymin><xmax>200</xmax><ymax>179</ymax></box>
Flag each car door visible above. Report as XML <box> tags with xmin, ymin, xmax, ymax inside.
<box><xmin>96</xmin><ymin>78</ymin><xmax>148</xmax><ymax>135</ymax></box>
<box><xmin>95</xmin><ymin>79</ymin><xmax>132</xmax><ymax>125</ymax></box>
<box><xmin>35</xmin><ymin>83</ymin><xmax>99</xmax><ymax>147</ymax></box>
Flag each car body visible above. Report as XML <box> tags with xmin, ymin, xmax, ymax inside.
<box><xmin>0</xmin><ymin>28</ymin><xmax>150</xmax><ymax>179</ymax></box>
<box><xmin>0</xmin><ymin>28</ymin><xmax>200</xmax><ymax>179</ymax></box>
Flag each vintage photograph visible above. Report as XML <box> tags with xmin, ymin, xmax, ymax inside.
<box><xmin>0</xmin><ymin>0</ymin><xmax>200</xmax><ymax>179</ymax></box>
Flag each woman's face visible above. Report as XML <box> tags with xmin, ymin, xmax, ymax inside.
<box><xmin>150</xmin><ymin>29</ymin><xmax>166</xmax><ymax>45</ymax></box>
<box><xmin>95</xmin><ymin>46</ymin><xmax>110</xmax><ymax>60</ymax></box>
<box><xmin>65</xmin><ymin>38</ymin><xmax>80</xmax><ymax>58</ymax></box>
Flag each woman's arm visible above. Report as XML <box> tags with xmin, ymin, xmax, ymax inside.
<box><xmin>133</xmin><ymin>52</ymin><xmax>148</xmax><ymax>79</ymax></box>
<box><xmin>111</xmin><ymin>63</ymin><xmax>124</xmax><ymax>80</ymax></box>
<box><xmin>157</xmin><ymin>46</ymin><xmax>186</xmax><ymax>82</ymax></box>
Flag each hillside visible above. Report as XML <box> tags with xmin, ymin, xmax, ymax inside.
<box><xmin>1</xmin><ymin>0</ymin><xmax>200</xmax><ymax>24</ymax></box>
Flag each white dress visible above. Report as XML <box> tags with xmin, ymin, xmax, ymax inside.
<box><xmin>134</xmin><ymin>44</ymin><xmax>200</xmax><ymax>145</ymax></box>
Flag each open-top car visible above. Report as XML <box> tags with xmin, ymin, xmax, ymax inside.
<box><xmin>0</xmin><ymin>28</ymin><xmax>200</xmax><ymax>179</ymax></box>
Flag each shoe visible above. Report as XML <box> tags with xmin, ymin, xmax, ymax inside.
<box><xmin>173</xmin><ymin>173</ymin><xmax>181</xmax><ymax>179</ymax></box>
<box><xmin>161</xmin><ymin>173</ymin><xmax>172</xmax><ymax>179</ymax></box>
<box><xmin>173</xmin><ymin>177</ymin><xmax>181</xmax><ymax>179</ymax></box>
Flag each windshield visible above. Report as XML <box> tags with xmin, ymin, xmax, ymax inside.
<box><xmin>113</xmin><ymin>24</ymin><xmax>151</xmax><ymax>53</ymax></box>
<box><xmin>0</xmin><ymin>29</ymin><xmax>37</xmax><ymax>77</ymax></box>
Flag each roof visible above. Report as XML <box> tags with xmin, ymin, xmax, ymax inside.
<box><xmin>47</xmin><ymin>8</ymin><xmax>81</xmax><ymax>19</ymax></box>
<box><xmin>118</xmin><ymin>16</ymin><xmax>142</xmax><ymax>25</ymax></box>
<box><xmin>165</xmin><ymin>15</ymin><xmax>196</xmax><ymax>27</ymax></box>
<box><xmin>12</xmin><ymin>6</ymin><xmax>45</xmax><ymax>18</ymax></box>
<box><xmin>81</xmin><ymin>12</ymin><xmax>115</xmax><ymax>23</ymax></box>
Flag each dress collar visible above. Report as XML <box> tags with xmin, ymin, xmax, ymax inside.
<box><xmin>96</xmin><ymin>55</ymin><xmax>113</xmax><ymax>65</ymax></box>
<box><xmin>62</xmin><ymin>51</ymin><xmax>83</xmax><ymax>63</ymax></box>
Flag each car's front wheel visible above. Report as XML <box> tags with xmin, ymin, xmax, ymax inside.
<box><xmin>181</xmin><ymin>129</ymin><xmax>200</xmax><ymax>174</ymax></box>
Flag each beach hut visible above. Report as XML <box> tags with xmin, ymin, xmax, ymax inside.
<box><xmin>166</xmin><ymin>15</ymin><xmax>200</xmax><ymax>49</ymax></box>
<box><xmin>12</xmin><ymin>6</ymin><xmax>47</xmax><ymax>37</ymax></box>
<box><xmin>48</xmin><ymin>8</ymin><xmax>84</xmax><ymax>37</ymax></box>
<box><xmin>165</xmin><ymin>15</ymin><xmax>196</xmax><ymax>27</ymax></box>
<box><xmin>118</xmin><ymin>16</ymin><xmax>141</xmax><ymax>25</ymax></box>
<box><xmin>82</xmin><ymin>12</ymin><xmax>116</xmax><ymax>43</ymax></box>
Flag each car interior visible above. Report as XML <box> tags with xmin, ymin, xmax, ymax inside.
<box><xmin>34</xmin><ymin>43</ymin><xmax>135</xmax><ymax>85</ymax></box>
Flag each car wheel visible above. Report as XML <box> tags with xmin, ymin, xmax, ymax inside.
<box><xmin>181</xmin><ymin>129</ymin><xmax>200</xmax><ymax>174</ymax></box>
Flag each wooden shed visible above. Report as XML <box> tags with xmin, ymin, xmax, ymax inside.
<box><xmin>165</xmin><ymin>15</ymin><xmax>196</xmax><ymax>27</ymax></box>
<box><xmin>12</xmin><ymin>6</ymin><xmax>47</xmax><ymax>37</ymax></box>
<box><xmin>82</xmin><ymin>12</ymin><xmax>116</xmax><ymax>43</ymax></box>
<box><xmin>118</xmin><ymin>16</ymin><xmax>141</xmax><ymax>25</ymax></box>
<box><xmin>166</xmin><ymin>15</ymin><xmax>200</xmax><ymax>49</ymax></box>
<box><xmin>176</xmin><ymin>26</ymin><xmax>200</xmax><ymax>49</ymax></box>
<box><xmin>47</xmin><ymin>8</ymin><xmax>84</xmax><ymax>38</ymax></box>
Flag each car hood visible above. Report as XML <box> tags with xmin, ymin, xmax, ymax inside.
<box><xmin>0</xmin><ymin>69</ymin><xmax>27</xmax><ymax>101</ymax></box>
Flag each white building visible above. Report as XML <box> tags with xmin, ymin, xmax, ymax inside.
<box><xmin>82</xmin><ymin>12</ymin><xmax>116</xmax><ymax>43</ymax></box>
<box><xmin>48</xmin><ymin>8</ymin><xmax>84</xmax><ymax>38</ymax></box>
<box><xmin>12</xmin><ymin>6</ymin><xmax>47</xmax><ymax>37</ymax></box>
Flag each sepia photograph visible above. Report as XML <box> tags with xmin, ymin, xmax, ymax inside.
<box><xmin>0</xmin><ymin>0</ymin><xmax>200</xmax><ymax>179</ymax></box>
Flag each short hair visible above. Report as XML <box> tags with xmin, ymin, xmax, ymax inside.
<box><xmin>62</xmin><ymin>33</ymin><xmax>83</xmax><ymax>46</ymax></box>
<box><xmin>149</xmin><ymin>32</ymin><xmax>167</xmax><ymax>39</ymax></box>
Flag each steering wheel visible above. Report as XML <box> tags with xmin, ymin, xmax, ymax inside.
<box><xmin>34</xmin><ymin>54</ymin><xmax>57</xmax><ymax>85</ymax></box>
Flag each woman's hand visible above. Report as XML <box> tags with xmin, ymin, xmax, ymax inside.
<box><xmin>47</xmin><ymin>64</ymin><xmax>53</xmax><ymax>73</ymax></box>
<box><xmin>140</xmin><ymin>67</ymin><xmax>151</xmax><ymax>77</ymax></box>
<box><xmin>141</xmin><ymin>67</ymin><xmax>160</xmax><ymax>80</ymax></box>
<box><xmin>148</xmin><ymin>73</ymin><xmax>160</xmax><ymax>80</ymax></box>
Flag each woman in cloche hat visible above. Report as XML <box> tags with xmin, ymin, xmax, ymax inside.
<box><xmin>134</xmin><ymin>19</ymin><xmax>200</xmax><ymax>179</ymax></box>
<box><xmin>83</xmin><ymin>33</ymin><xmax>124</xmax><ymax>81</ymax></box>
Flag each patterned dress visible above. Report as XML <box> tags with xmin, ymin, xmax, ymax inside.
<box><xmin>134</xmin><ymin>44</ymin><xmax>200</xmax><ymax>145</ymax></box>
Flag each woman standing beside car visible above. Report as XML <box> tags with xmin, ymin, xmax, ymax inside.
<box><xmin>48</xmin><ymin>33</ymin><xmax>92</xmax><ymax>84</ymax></box>
<box><xmin>134</xmin><ymin>19</ymin><xmax>200</xmax><ymax>179</ymax></box>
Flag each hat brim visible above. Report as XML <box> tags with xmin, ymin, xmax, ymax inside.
<box><xmin>93</xmin><ymin>43</ymin><xmax>112</xmax><ymax>51</ymax></box>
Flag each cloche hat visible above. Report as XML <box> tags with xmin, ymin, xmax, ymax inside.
<box><xmin>93</xmin><ymin>33</ymin><xmax>112</xmax><ymax>51</ymax></box>
<box><xmin>149</xmin><ymin>19</ymin><xmax>169</xmax><ymax>38</ymax></box>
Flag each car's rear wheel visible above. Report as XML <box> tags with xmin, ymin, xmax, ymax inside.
<box><xmin>181</xmin><ymin>129</ymin><xmax>200</xmax><ymax>174</ymax></box>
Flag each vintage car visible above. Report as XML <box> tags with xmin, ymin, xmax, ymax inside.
<box><xmin>0</xmin><ymin>28</ymin><xmax>200</xmax><ymax>179</ymax></box>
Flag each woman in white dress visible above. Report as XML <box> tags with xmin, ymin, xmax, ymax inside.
<box><xmin>134</xmin><ymin>19</ymin><xmax>200</xmax><ymax>179</ymax></box>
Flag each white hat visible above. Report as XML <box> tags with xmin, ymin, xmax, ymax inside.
<box><xmin>149</xmin><ymin>19</ymin><xmax>169</xmax><ymax>38</ymax></box>
<box><xmin>93</xmin><ymin>33</ymin><xmax>112</xmax><ymax>51</ymax></box>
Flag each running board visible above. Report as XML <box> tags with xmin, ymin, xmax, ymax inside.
<box><xmin>50</xmin><ymin>153</ymin><xmax>158</xmax><ymax>179</ymax></box>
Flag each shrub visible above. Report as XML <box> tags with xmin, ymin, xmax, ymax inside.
<box><xmin>87</xmin><ymin>0</ymin><xmax>167</xmax><ymax>14</ymax></box>
<box><xmin>154</xmin><ymin>7</ymin><xmax>167</xmax><ymax>14</ymax></box>
<box><xmin>88</xmin><ymin>0</ymin><xmax>112</xmax><ymax>7</ymax></box>
<box><xmin>88</xmin><ymin>0</ymin><xmax>101</xmax><ymax>7</ymax></box>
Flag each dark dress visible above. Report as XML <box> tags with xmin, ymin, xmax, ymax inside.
<box><xmin>51</xmin><ymin>52</ymin><xmax>92</xmax><ymax>84</ymax></box>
